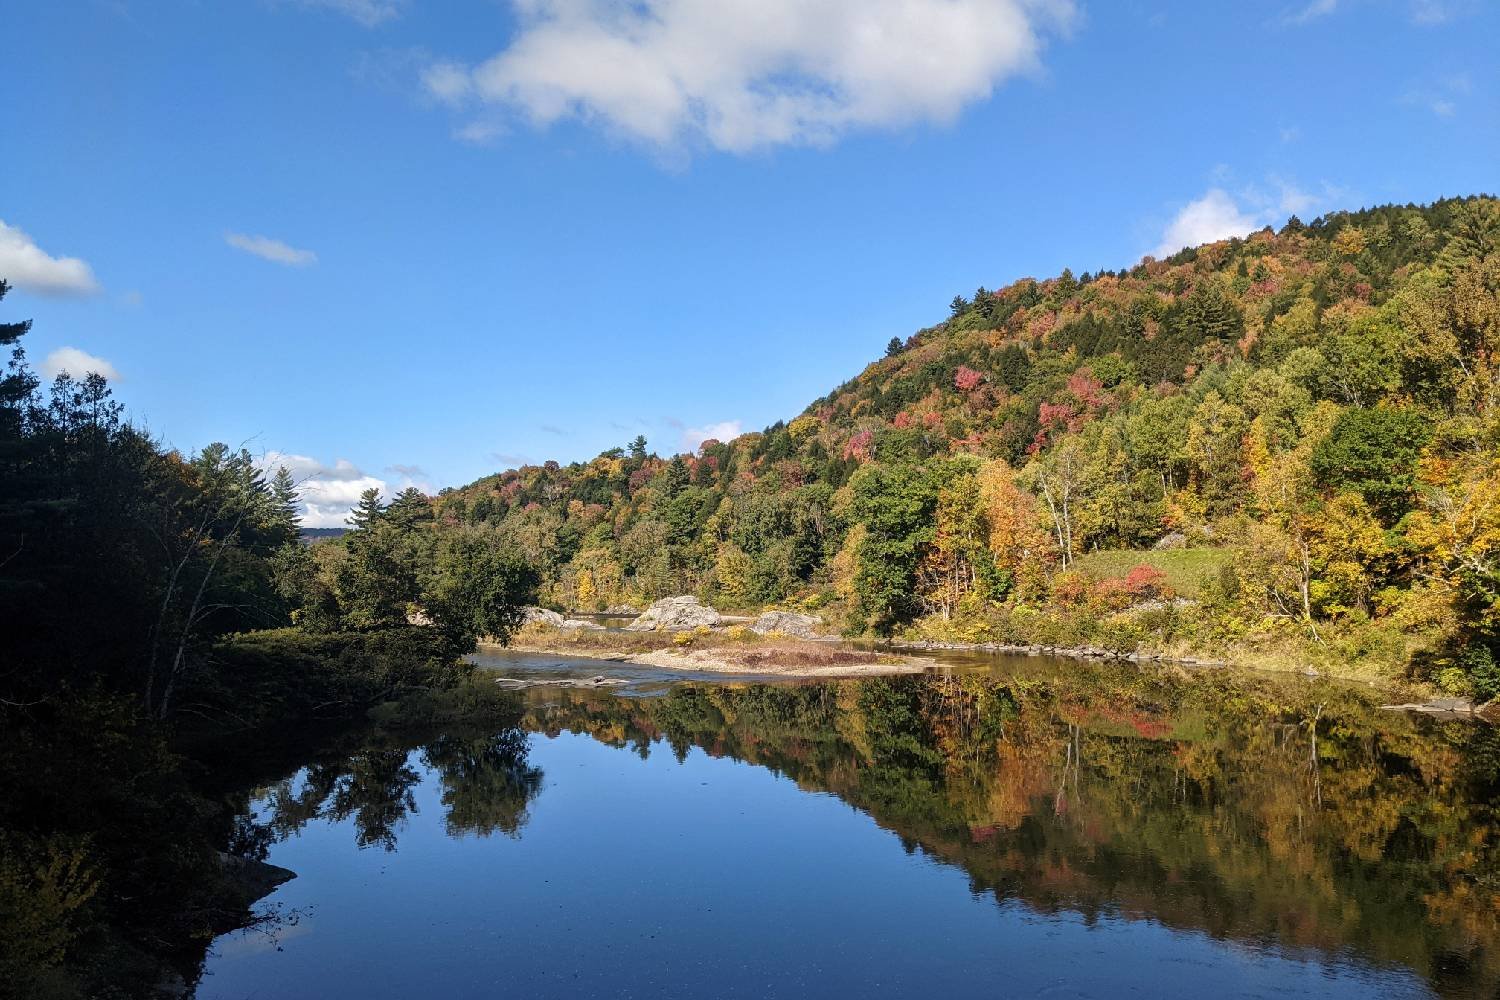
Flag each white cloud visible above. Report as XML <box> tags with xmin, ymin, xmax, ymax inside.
<box><xmin>0</xmin><ymin>220</ymin><xmax>101</xmax><ymax>297</ymax></box>
<box><xmin>453</xmin><ymin>120</ymin><xmax>506</xmax><ymax>145</ymax></box>
<box><xmin>225</xmin><ymin>232</ymin><xmax>318</xmax><ymax>267</ymax></box>
<box><xmin>1149</xmin><ymin>179</ymin><xmax>1347</xmax><ymax>260</ymax></box>
<box><xmin>1152</xmin><ymin>189</ymin><xmax>1262</xmax><ymax>259</ymax></box>
<box><xmin>292</xmin><ymin>0</ymin><xmax>405</xmax><ymax>27</ymax></box>
<box><xmin>40</xmin><ymin>347</ymin><xmax>120</xmax><ymax>381</ymax></box>
<box><xmin>261</xmin><ymin>451</ymin><xmax>387</xmax><ymax>528</ymax></box>
<box><xmin>1282</xmin><ymin>0</ymin><xmax>1338</xmax><ymax>24</ymax></box>
<box><xmin>682</xmin><ymin>420</ymin><xmax>742</xmax><ymax>453</ymax></box>
<box><xmin>425</xmin><ymin>0</ymin><xmax>1077</xmax><ymax>153</ymax></box>
<box><xmin>1282</xmin><ymin>0</ymin><xmax>1472</xmax><ymax>24</ymax></box>
<box><xmin>422</xmin><ymin>62</ymin><xmax>473</xmax><ymax>102</ymax></box>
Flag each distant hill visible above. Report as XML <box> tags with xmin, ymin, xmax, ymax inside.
<box><xmin>433</xmin><ymin>195</ymin><xmax>1500</xmax><ymax>689</ymax></box>
<box><xmin>300</xmin><ymin>527</ymin><xmax>347</xmax><ymax>541</ymax></box>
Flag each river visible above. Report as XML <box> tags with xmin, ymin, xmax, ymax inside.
<box><xmin>193</xmin><ymin>650</ymin><xmax>1499</xmax><ymax>999</ymax></box>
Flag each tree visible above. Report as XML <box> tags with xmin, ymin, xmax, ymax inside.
<box><xmin>847</xmin><ymin>463</ymin><xmax>943</xmax><ymax>634</ymax></box>
<box><xmin>1186</xmin><ymin>391</ymin><xmax>1248</xmax><ymax>511</ymax></box>
<box><xmin>423</xmin><ymin>529</ymin><xmax>538</xmax><ymax>651</ymax></box>
<box><xmin>271</xmin><ymin>466</ymin><xmax>301</xmax><ymax>539</ymax></box>
<box><xmin>628</xmin><ymin>435</ymin><xmax>648</xmax><ymax>462</ymax></box>
<box><xmin>576</xmin><ymin>568</ymin><xmax>597</xmax><ymax>610</ymax></box>
<box><xmin>885</xmin><ymin>337</ymin><xmax>904</xmax><ymax>358</ymax></box>
<box><xmin>349</xmin><ymin>487</ymin><xmax>386</xmax><ymax>530</ymax></box>
<box><xmin>387</xmin><ymin>486</ymin><xmax>432</xmax><ymax>531</ymax></box>
<box><xmin>977</xmin><ymin>460</ymin><xmax>1052</xmax><ymax>600</ymax></box>
<box><xmin>1022</xmin><ymin>439</ymin><xmax>1098</xmax><ymax>569</ymax></box>
<box><xmin>1310</xmin><ymin>406</ymin><xmax>1431</xmax><ymax>522</ymax></box>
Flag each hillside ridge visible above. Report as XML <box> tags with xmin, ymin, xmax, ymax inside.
<box><xmin>431</xmin><ymin>194</ymin><xmax>1500</xmax><ymax>692</ymax></box>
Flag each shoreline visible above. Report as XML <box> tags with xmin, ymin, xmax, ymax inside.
<box><xmin>890</xmin><ymin>638</ymin><xmax>1232</xmax><ymax>669</ymax></box>
<box><xmin>496</xmin><ymin>640</ymin><xmax>934</xmax><ymax>677</ymax></box>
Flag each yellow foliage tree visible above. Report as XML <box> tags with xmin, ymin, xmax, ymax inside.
<box><xmin>977</xmin><ymin>460</ymin><xmax>1053</xmax><ymax>600</ymax></box>
<box><xmin>576</xmin><ymin>569</ymin><xmax>597</xmax><ymax>611</ymax></box>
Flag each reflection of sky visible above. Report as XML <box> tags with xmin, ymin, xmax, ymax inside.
<box><xmin>198</xmin><ymin>732</ymin><xmax>1436</xmax><ymax>1000</ymax></box>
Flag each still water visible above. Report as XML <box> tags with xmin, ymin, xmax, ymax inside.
<box><xmin>197</xmin><ymin>653</ymin><xmax>1499</xmax><ymax>999</ymax></box>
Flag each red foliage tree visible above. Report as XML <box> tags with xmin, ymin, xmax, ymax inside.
<box><xmin>954</xmin><ymin>366</ymin><xmax>984</xmax><ymax>392</ymax></box>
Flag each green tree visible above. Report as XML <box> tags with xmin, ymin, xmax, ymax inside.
<box><xmin>848</xmin><ymin>463</ymin><xmax>943</xmax><ymax>634</ymax></box>
<box><xmin>1310</xmin><ymin>406</ymin><xmax>1432</xmax><ymax>522</ymax></box>
<box><xmin>349</xmin><ymin>487</ymin><xmax>386</xmax><ymax>530</ymax></box>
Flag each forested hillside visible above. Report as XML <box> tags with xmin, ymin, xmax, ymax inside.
<box><xmin>433</xmin><ymin>196</ymin><xmax>1500</xmax><ymax>693</ymax></box>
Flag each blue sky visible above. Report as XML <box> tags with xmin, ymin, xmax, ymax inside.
<box><xmin>5</xmin><ymin>0</ymin><xmax>1497</xmax><ymax>524</ymax></box>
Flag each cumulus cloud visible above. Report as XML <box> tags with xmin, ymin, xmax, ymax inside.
<box><xmin>1152</xmin><ymin>189</ymin><xmax>1262</xmax><ymax>259</ymax></box>
<box><xmin>424</xmin><ymin>0</ymin><xmax>1076</xmax><ymax>152</ymax></box>
<box><xmin>0</xmin><ymin>220</ymin><xmax>101</xmax><ymax>297</ymax></box>
<box><xmin>261</xmin><ymin>451</ymin><xmax>387</xmax><ymax>528</ymax></box>
<box><xmin>291</xmin><ymin>0</ymin><xmax>405</xmax><ymax>27</ymax></box>
<box><xmin>225</xmin><ymin>232</ymin><xmax>318</xmax><ymax>267</ymax></box>
<box><xmin>1150</xmin><ymin>180</ymin><xmax>1345</xmax><ymax>260</ymax></box>
<box><xmin>682</xmin><ymin>420</ymin><xmax>742</xmax><ymax>453</ymax></box>
<box><xmin>40</xmin><ymin>347</ymin><xmax>119</xmax><ymax>381</ymax></box>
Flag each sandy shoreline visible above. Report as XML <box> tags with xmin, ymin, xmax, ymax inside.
<box><xmin>499</xmin><ymin>641</ymin><xmax>934</xmax><ymax>677</ymax></box>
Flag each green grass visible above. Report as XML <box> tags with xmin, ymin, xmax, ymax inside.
<box><xmin>1070</xmin><ymin>548</ymin><xmax>1232</xmax><ymax>600</ymax></box>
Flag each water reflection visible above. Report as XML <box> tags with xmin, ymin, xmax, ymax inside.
<box><xmin>217</xmin><ymin>661</ymin><xmax>1499</xmax><ymax>998</ymax></box>
<box><xmin>251</xmin><ymin>728</ymin><xmax>543</xmax><ymax>852</ymax></box>
<box><xmin>519</xmin><ymin>667</ymin><xmax>1500</xmax><ymax>996</ymax></box>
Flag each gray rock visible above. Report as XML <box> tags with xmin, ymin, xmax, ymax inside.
<box><xmin>1153</xmin><ymin>531</ymin><xmax>1188</xmax><ymax>550</ymax></box>
<box><xmin>624</xmin><ymin>595</ymin><xmax>723</xmax><ymax>631</ymax></box>
<box><xmin>749</xmin><ymin>610</ymin><xmax>826</xmax><ymax>638</ymax></box>
<box><xmin>522</xmin><ymin>607</ymin><xmax>566</xmax><ymax>627</ymax></box>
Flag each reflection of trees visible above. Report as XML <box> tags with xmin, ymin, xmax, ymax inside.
<box><xmin>255</xmin><ymin>725</ymin><xmax>541</xmax><ymax>851</ymax></box>
<box><xmin>521</xmin><ymin>667</ymin><xmax>1500</xmax><ymax>996</ymax></box>
<box><xmin>266</xmin><ymin>750</ymin><xmax>421</xmax><ymax>851</ymax></box>
<box><xmin>423</xmin><ymin>731</ymin><xmax>542</xmax><ymax>838</ymax></box>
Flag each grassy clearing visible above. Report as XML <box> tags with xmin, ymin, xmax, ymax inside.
<box><xmin>1071</xmin><ymin>548</ymin><xmax>1232</xmax><ymax>599</ymax></box>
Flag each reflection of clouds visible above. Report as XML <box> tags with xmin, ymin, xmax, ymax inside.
<box><xmin>210</xmin><ymin>909</ymin><xmax>314</xmax><ymax>960</ymax></box>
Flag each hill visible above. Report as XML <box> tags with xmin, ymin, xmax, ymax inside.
<box><xmin>435</xmin><ymin>195</ymin><xmax>1500</xmax><ymax>693</ymax></box>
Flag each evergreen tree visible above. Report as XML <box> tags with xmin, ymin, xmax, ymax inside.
<box><xmin>349</xmin><ymin>487</ymin><xmax>386</xmax><ymax>530</ymax></box>
<box><xmin>271</xmin><ymin>466</ymin><xmax>300</xmax><ymax>532</ymax></box>
<box><xmin>387</xmin><ymin>486</ymin><xmax>432</xmax><ymax>531</ymax></box>
<box><xmin>885</xmin><ymin>337</ymin><xmax>904</xmax><ymax>358</ymax></box>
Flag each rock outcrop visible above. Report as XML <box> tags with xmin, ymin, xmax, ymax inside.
<box><xmin>522</xmin><ymin>606</ymin><xmax>566</xmax><ymax>627</ymax></box>
<box><xmin>749</xmin><ymin>610</ymin><xmax>826</xmax><ymax>638</ymax></box>
<box><xmin>522</xmin><ymin>607</ymin><xmax>604</xmax><ymax>630</ymax></box>
<box><xmin>624</xmin><ymin>596</ymin><xmax>723</xmax><ymax>631</ymax></box>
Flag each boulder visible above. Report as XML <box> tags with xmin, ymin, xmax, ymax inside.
<box><xmin>521</xmin><ymin>607</ymin><xmax>566</xmax><ymax>628</ymax></box>
<box><xmin>624</xmin><ymin>596</ymin><xmax>723</xmax><ymax>631</ymax></box>
<box><xmin>1152</xmin><ymin>531</ymin><xmax>1187</xmax><ymax>550</ymax></box>
<box><xmin>749</xmin><ymin>610</ymin><xmax>826</xmax><ymax>639</ymax></box>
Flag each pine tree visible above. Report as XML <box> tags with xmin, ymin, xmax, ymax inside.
<box><xmin>885</xmin><ymin>337</ymin><xmax>904</xmax><ymax>358</ymax></box>
<box><xmin>387</xmin><ymin>486</ymin><xmax>432</xmax><ymax>531</ymax></box>
<box><xmin>271</xmin><ymin>466</ymin><xmax>301</xmax><ymax>538</ymax></box>
<box><xmin>349</xmin><ymin>487</ymin><xmax>385</xmax><ymax>530</ymax></box>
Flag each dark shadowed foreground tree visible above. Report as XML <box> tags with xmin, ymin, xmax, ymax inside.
<box><xmin>0</xmin><ymin>280</ymin><xmax>537</xmax><ymax>996</ymax></box>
